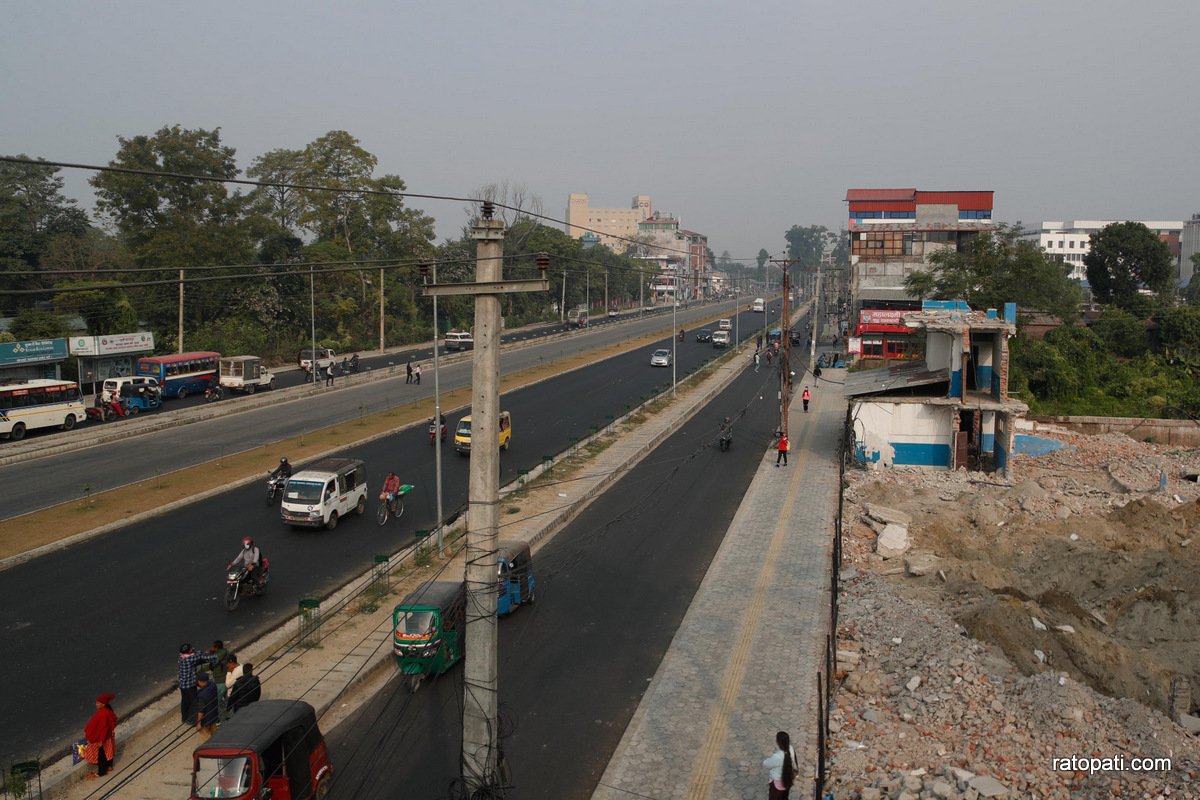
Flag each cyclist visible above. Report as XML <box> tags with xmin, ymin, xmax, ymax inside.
<box><xmin>381</xmin><ymin>471</ymin><xmax>402</xmax><ymax>514</ymax></box>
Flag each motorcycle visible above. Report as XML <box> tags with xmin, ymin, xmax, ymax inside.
<box><xmin>205</xmin><ymin>384</ymin><xmax>225</xmax><ymax>402</ymax></box>
<box><xmin>266</xmin><ymin>472</ymin><xmax>288</xmax><ymax>505</ymax></box>
<box><xmin>678</xmin><ymin>329</ymin><xmax>686</xmax><ymax>342</ymax></box>
<box><xmin>224</xmin><ymin>561</ymin><xmax>269</xmax><ymax>611</ymax></box>
<box><xmin>428</xmin><ymin>417</ymin><xmax>447</xmax><ymax>444</ymax></box>
<box><xmin>719</xmin><ymin>428</ymin><xmax>733</xmax><ymax>452</ymax></box>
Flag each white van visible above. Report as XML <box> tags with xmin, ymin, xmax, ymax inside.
<box><xmin>752</xmin><ymin>298</ymin><xmax>766</xmax><ymax>313</ymax></box>
<box><xmin>100</xmin><ymin>376</ymin><xmax>160</xmax><ymax>404</ymax></box>
<box><xmin>280</xmin><ymin>458</ymin><xmax>368</xmax><ymax>530</ymax></box>
<box><xmin>712</xmin><ymin>330</ymin><xmax>731</xmax><ymax>348</ymax></box>
<box><xmin>444</xmin><ymin>331</ymin><xmax>474</xmax><ymax>352</ymax></box>
<box><xmin>717</xmin><ymin>318</ymin><xmax>732</xmax><ymax>331</ymax></box>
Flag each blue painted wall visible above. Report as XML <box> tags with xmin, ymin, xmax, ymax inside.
<box><xmin>892</xmin><ymin>442</ymin><xmax>952</xmax><ymax>467</ymax></box>
<box><xmin>1013</xmin><ymin>434</ymin><xmax>1069</xmax><ymax>457</ymax></box>
<box><xmin>981</xmin><ymin>432</ymin><xmax>995</xmax><ymax>453</ymax></box>
<box><xmin>949</xmin><ymin>369</ymin><xmax>962</xmax><ymax>397</ymax></box>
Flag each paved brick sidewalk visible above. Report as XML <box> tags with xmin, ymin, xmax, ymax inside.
<box><xmin>593</xmin><ymin>369</ymin><xmax>842</xmax><ymax>800</ymax></box>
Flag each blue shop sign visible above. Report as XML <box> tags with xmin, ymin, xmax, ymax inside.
<box><xmin>0</xmin><ymin>338</ymin><xmax>69</xmax><ymax>367</ymax></box>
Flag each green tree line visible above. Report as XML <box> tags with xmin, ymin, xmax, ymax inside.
<box><xmin>0</xmin><ymin>128</ymin><xmax>661</xmax><ymax>357</ymax></box>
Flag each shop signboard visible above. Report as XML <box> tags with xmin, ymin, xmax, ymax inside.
<box><xmin>858</xmin><ymin>309</ymin><xmax>911</xmax><ymax>326</ymax></box>
<box><xmin>70</xmin><ymin>332</ymin><xmax>155</xmax><ymax>356</ymax></box>
<box><xmin>847</xmin><ymin>337</ymin><xmax>863</xmax><ymax>354</ymax></box>
<box><xmin>0</xmin><ymin>338</ymin><xmax>68</xmax><ymax>367</ymax></box>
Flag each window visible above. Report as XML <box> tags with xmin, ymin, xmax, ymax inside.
<box><xmin>1069</xmin><ymin>241</ymin><xmax>1075</xmax><ymax>248</ymax></box>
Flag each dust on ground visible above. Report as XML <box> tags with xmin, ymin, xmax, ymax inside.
<box><xmin>829</xmin><ymin>428</ymin><xmax>1200</xmax><ymax>799</ymax></box>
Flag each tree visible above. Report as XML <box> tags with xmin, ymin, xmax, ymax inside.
<box><xmin>0</xmin><ymin>156</ymin><xmax>91</xmax><ymax>307</ymax></box>
<box><xmin>1089</xmin><ymin>308</ymin><xmax>1146</xmax><ymax>358</ymax></box>
<box><xmin>784</xmin><ymin>225</ymin><xmax>834</xmax><ymax>269</ymax></box>
<box><xmin>756</xmin><ymin>249</ymin><xmax>769</xmax><ymax>272</ymax></box>
<box><xmin>1084</xmin><ymin>222</ymin><xmax>1175</xmax><ymax>311</ymax></box>
<box><xmin>52</xmin><ymin>282</ymin><xmax>138</xmax><ymax>335</ymax></box>
<box><xmin>1156</xmin><ymin>306</ymin><xmax>1200</xmax><ymax>369</ymax></box>
<box><xmin>1183</xmin><ymin>254</ymin><xmax>1200</xmax><ymax>306</ymax></box>
<box><xmin>90</xmin><ymin>125</ymin><xmax>258</xmax><ymax>335</ymax></box>
<box><xmin>903</xmin><ymin>224</ymin><xmax>1081</xmax><ymax>321</ymax></box>
<box><xmin>246</xmin><ymin>148</ymin><xmax>305</xmax><ymax>232</ymax></box>
<box><xmin>297</xmin><ymin>130</ymin><xmax>377</xmax><ymax>247</ymax></box>
<box><xmin>8</xmin><ymin>309</ymin><xmax>70</xmax><ymax>340</ymax></box>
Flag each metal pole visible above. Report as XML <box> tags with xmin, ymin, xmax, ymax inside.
<box><xmin>561</xmin><ymin>270</ymin><xmax>566</xmax><ymax>324</ymax></box>
<box><xmin>378</xmin><ymin>267</ymin><xmax>385</xmax><ymax>353</ymax></box>
<box><xmin>671</xmin><ymin>269</ymin><xmax>677</xmax><ymax>397</ymax></box>
<box><xmin>604</xmin><ymin>270</ymin><xmax>609</xmax><ymax>315</ymax></box>
<box><xmin>463</xmin><ymin>208</ymin><xmax>505</xmax><ymax>790</ymax></box>
<box><xmin>310</xmin><ymin>265</ymin><xmax>317</xmax><ymax>385</ymax></box>
<box><xmin>810</xmin><ymin>262</ymin><xmax>821</xmax><ymax>368</ymax></box>
<box><xmin>431</xmin><ymin>265</ymin><xmax>444</xmax><ymax>555</ymax></box>
<box><xmin>177</xmin><ymin>268</ymin><xmax>184</xmax><ymax>353</ymax></box>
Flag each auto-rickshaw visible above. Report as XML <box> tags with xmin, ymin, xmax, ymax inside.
<box><xmin>496</xmin><ymin>540</ymin><xmax>536</xmax><ymax>616</ymax></box>
<box><xmin>190</xmin><ymin>699</ymin><xmax>331</xmax><ymax>800</ymax></box>
<box><xmin>393</xmin><ymin>580</ymin><xmax>466</xmax><ymax>692</ymax></box>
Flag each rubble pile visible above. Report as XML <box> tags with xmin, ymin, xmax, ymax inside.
<box><xmin>830</xmin><ymin>431</ymin><xmax>1200</xmax><ymax>798</ymax></box>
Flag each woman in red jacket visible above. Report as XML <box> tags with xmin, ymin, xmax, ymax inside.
<box><xmin>83</xmin><ymin>693</ymin><xmax>117</xmax><ymax>779</ymax></box>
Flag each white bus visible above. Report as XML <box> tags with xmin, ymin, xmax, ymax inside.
<box><xmin>0</xmin><ymin>379</ymin><xmax>86</xmax><ymax>440</ymax></box>
<box><xmin>752</xmin><ymin>298</ymin><xmax>766</xmax><ymax>313</ymax></box>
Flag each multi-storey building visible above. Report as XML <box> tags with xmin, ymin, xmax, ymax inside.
<box><xmin>844</xmin><ymin>188</ymin><xmax>995</xmax><ymax>358</ymax></box>
<box><xmin>564</xmin><ymin>193</ymin><xmax>652</xmax><ymax>251</ymax></box>
<box><xmin>1032</xmin><ymin>220</ymin><xmax>1183</xmax><ymax>283</ymax></box>
<box><xmin>1182</xmin><ymin>214</ymin><xmax>1200</xmax><ymax>289</ymax></box>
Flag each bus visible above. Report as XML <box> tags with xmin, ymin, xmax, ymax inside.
<box><xmin>136</xmin><ymin>351</ymin><xmax>220</xmax><ymax>399</ymax></box>
<box><xmin>752</xmin><ymin>298</ymin><xmax>766</xmax><ymax>313</ymax></box>
<box><xmin>0</xmin><ymin>379</ymin><xmax>86</xmax><ymax>440</ymax></box>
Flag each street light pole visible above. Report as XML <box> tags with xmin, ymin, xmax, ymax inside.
<box><xmin>421</xmin><ymin>262</ymin><xmax>446</xmax><ymax>556</ymax></box>
<box><xmin>671</xmin><ymin>268</ymin><xmax>677</xmax><ymax>397</ymax></box>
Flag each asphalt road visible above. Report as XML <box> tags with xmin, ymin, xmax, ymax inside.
<box><xmin>0</xmin><ymin>300</ymin><xmax>764</xmax><ymax>520</ymax></box>
<box><xmin>0</xmin><ymin>301</ymin><xmax>795</xmax><ymax>762</ymax></box>
<box><xmin>323</xmin><ymin>357</ymin><xmax>784</xmax><ymax>799</ymax></box>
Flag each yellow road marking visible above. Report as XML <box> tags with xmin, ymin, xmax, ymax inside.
<box><xmin>685</xmin><ymin>419</ymin><xmax>814</xmax><ymax>798</ymax></box>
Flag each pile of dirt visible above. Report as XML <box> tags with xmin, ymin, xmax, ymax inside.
<box><xmin>830</xmin><ymin>429</ymin><xmax>1200</xmax><ymax>797</ymax></box>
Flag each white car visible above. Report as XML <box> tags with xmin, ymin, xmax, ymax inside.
<box><xmin>650</xmin><ymin>348</ymin><xmax>672</xmax><ymax>367</ymax></box>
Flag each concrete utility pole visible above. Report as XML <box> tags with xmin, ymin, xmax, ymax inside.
<box><xmin>378</xmin><ymin>267</ymin><xmax>386</xmax><ymax>353</ymax></box>
<box><xmin>177</xmin><ymin>268</ymin><xmax>184</xmax><ymax>353</ymax></box>
<box><xmin>811</xmin><ymin>261</ymin><xmax>822</xmax><ymax>369</ymax></box>
<box><xmin>769</xmin><ymin>258</ymin><xmax>800</xmax><ymax>439</ymax></box>
<box><xmin>421</xmin><ymin>203</ymin><xmax>548</xmax><ymax>793</ymax></box>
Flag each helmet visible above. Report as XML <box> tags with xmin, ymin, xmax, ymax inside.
<box><xmin>279</xmin><ymin>457</ymin><xmax>289</xmax><ymax>465</ymax></box>
<box><xmin>243</xmin><ymin>537</ymin><xmax>254</xmax><ymax>550</ymax></box>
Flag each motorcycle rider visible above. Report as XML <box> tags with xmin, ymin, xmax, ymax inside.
<box><xmin>381</xmin><ymin>470</ymin><xmax>402</xmax><ymax>514</ymax></box>
<box><xmin>229</xmin><ymin>537</ymin><xmax>264</xmax><ymax>588</ymax></box>
<box><xmin>719</xmin><ymin>416</ymin><xmax>733</xmax><ymax>450</ymax></box>
<box><xmin>270</xmin><ymin>457</ymin><xmax>292</xmax><ymax>482</ymax></box>
<box><xmin>678</xmin><ymin>328</ymin><xmax>685</xmax><ymax>341</ymax></box>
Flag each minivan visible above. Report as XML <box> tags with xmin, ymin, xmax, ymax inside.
<box><xmin>717</xmin><ymin>319</ymin><xmax>732</xmax><ymax>331</ymax></box>
<box><xmin>281</xmin><ymin>458</ymin><xmax>368</xmax><ymax>530</ymax></box>
<box><xmin>712</xmin><ymin>330</ymin><xmax>731</xmax><ymax>348</ymax></box>
<box><xmin>444</xmin><ymin>331</ymin><xmax>474</xmax><ymax>352</ymax></box>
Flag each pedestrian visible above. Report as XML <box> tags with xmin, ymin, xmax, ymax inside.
<box><xmin>413</xmin><ymin>362</ymin><xmax>422</xmax><ymax>385</ymax></box>
<box><xmin>324</xmin><ymin>363</ymin><xmax>334</xmax><ymax>387</ymax></box>
<box><xmin>753</xmin><ymin>351</ymin><xmax>760</xmax><ymax>372</ymax></box>
<box><xmin>405</xmin><ymin>360</ymin><xmax>413</xmax><ymax>384</ymax></box>
<box><xmin>177</xmin><ymin>643</ymin><xmax>213</xmax><ymax>725</ymax></box>
<box><xmin>812</xmin><ymin>365</ymin><xmax>822</xmax><ymax>380</ymax></box>
<box><xmin>776</xmin><ymin>431</ymin><xmax>789</xmax><ymax>466</ymax></box>
<box><xmin>762</xmin><ymin>730</ymin><xmax>798</xmax><ymax>799</ymax></box>
<box><xmin>229</xmin><ymin>663</ymin><xmax>262</xmax><ymax>714</ymax></box>
<box><xmin>205</xmin><ymin>640</ymin><xmax>230</xmax><ymax>722</ymax></box>
<box><xmin>82</xmin><ymin>693</ymin><xmax>117</xmax><ymax>780</ymax></box>
<box><xmin>195</xmin><ymin>674</ymin><xmax>219</xmax><ymax>740</ymax></box>
<box><xmin>756</xmin><ymin>334</ymin><xmax>763</xmax><ymax>351</ymax></box>
<box><xmin>801</xmin><ymin>386</ymin><xmax>811</xmax><ymax>413</ymax></box>
<box><xmin>224</xmin><ymin>654</ymin><xmax>243</xmax><ymax>719</ymax></box>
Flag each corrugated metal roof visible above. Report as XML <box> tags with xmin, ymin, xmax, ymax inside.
<box><xmin>845</xmin><ymin>189</ymin><xmax>916</xmax><ymax>202</ymax></box>
<box><xmin>915</xmin><ymin>190</ymin><xmax>994</xmax><ymax>210</ymax></box>
<box><xmin>843</xmin><ymin>360</ymin><xmax>949</xmax><ymax>397</ymax></box>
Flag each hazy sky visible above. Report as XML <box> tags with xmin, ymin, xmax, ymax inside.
<box><xmin>3</xmin><ymin>1</ymin><xmax>1198</xmax><ymax>262</ymax></box>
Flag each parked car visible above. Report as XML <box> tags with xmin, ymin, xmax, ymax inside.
<box><xmin>712</xmin><ymin>330</ymin><xmax>731</xmax><ymax>348</ymax></box>
<box><xmin>695</xmin><ymin>329</ymin><xmax>713</xmax><ymax>343</ymax></box>
<box><xmin>607</xmin><ymin>307</ymin><xmax>619</xmax><ymax>317</ymax></box>
<box><xmin>650</xmin><ymin>348</ymin><xmax>672</xmax><ymax>367</ymax></box>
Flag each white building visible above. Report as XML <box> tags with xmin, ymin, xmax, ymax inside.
<box><xmin>1034</xmin><ymin>220</ymin><xmax>1183</xmax><ymax>282</ymax></box>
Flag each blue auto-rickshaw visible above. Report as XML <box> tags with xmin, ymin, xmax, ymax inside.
<box><xmin>496</xmin><ymin>540</ymin><xmax>535</xmax><ymax>616</ymax></box>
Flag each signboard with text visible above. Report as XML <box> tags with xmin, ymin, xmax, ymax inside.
<box><xmin>847</xmin><ymin>337</ymin><xmax>862</xmax><ymax>354</ymax></box>
<box><xmin>0</xmin><ymin>338</ymin><xmax>68</xmax><ymax>367</ymax></box>
<box><xmin>70</xmin><ymin>332</ymin><xmax>155</xmax><ymax>356</ymax></box>
<box><xmin>858</xmin><ymin>309</ymin><xmax>911</xmax><ymax>326</ymax></box>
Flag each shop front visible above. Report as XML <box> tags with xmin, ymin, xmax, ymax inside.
<box><xmin>0</xmin><ymin>338</ymin><xmax>69</xmax><ymax>382</ymax></box>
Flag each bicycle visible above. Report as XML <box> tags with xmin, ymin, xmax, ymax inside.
<box><xmin>376</xmin><ymin>483</ymin><xmax>414</xmax><ymax>526</ymax></box>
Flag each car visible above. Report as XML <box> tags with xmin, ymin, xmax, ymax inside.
<box><xmin>650</xmin><ymin>348</ymin><xmax>672</xmax><ymax>367</ymax></box>
<box><xmin>695</xmin><ymin>329</ymin><xmax>713</xmax><ymax>343</ymax></box>
<box><xmin>608</xmin><ymin>307</ymin><xmax>619</xmax><ymax>317</ymax></box>
<box><xmin>712</xmin><ymin>330</ymin><xmax>731</xmax><ymax>348</ymax></box>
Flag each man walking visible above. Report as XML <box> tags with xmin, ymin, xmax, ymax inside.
<box><xmin>195</xmin><ymin>673</ymin><xmax>219</xmax><ymax>740</ymax></box>
<box><xmin>324</xmin><ymin>363</ymin><xmax>335</xmax><ymax>387</ymax></box>
<box><xmin>413</xmin><ymin>362</ymin><xmax>422</xmax><ymax>384</ymax></box>
<box><xmin>776</xmin><ymin>431</ymin><xmax>789</xmax><ymax>467</ymax></box>
<box><xmin>405</xmin><ymin>360</ymin><xmax>413</xmax><ymax>384</ymax></box>
<box><xmin>753</xmin><ymin>351</ymin><xmax>760</xmax><ymax>372</ymax></box>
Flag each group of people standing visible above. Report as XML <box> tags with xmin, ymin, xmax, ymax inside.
<box><xmin>405</xmin><ymin>360</ymin><xmax>423</xmax><ymax>384</ymax></box>
<box><xmin>177</xmin><ymin>641</ymin><xmax>262</xmax><ymax>741</ymax></box>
